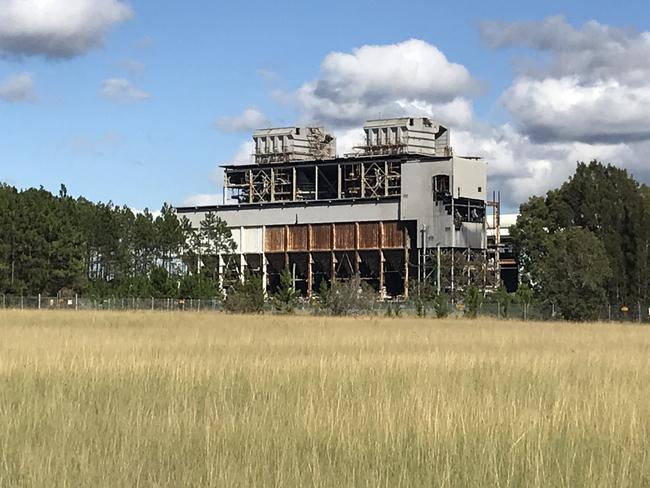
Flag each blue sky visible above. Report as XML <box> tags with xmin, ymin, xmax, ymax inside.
<box><xmin>2</xmin><ymin>0</ymin><xmax>650</xmax><ymax>211</ymax></box>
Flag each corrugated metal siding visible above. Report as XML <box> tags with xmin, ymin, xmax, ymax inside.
<box><xmin>358</xmin><ymin>222</ymin><xmax>379</xmax><ymax>249</ymax></box>
<box><xmin>264</xmin><ymin>221</ymin><xmax>405</xmax><ymax>252</ymax></box>
<box><xmin>383</xmin><ymin>222</ymin><xmax>404</xmax><ymax>248</ymax></box>
<box><xmin>288</xmin><ymin>225</ymin><xmax>309</xmax><ymax>251</ymax></box>
<box><xmin>311</xmin><ymin>224</ymin><xmax>331</xmax><ymax>250</ymax></box>
<box><xmin>335</xmin><ymin>223</ymin><xmax>356</xmax><ymax>249</ymax></box>
<box><xmin>265</xmin><ymin>226</ymin><xmax>285</xmax><ymax>253</ymax></box>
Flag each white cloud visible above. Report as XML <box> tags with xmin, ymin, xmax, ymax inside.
<box><xmin>0</xmin><ymin>0</ymin><xmax>132</xmax><ymax>59</ymax></box>
<box><xmin>179</xmin><ymin>194</ymin><xmax>223</xmax><ymax>207</ymax></box>
<box><xmin>0</xmin><ymin>73</ymin><xmax>35</xmax><ymax>102</ymax></box>
<box><xmin>481</xmin><ymin>16</ymin><xmax>650</xmax><ymax>85</ymax></box>
<box><xmin>453</xmin><ymin>122</ymin><xmax>643</xmax><ymax>207</ymax></box>
<box><xmin>215</xmin><ymin>107</ymin><xmax>270</xmax><ymax>133</ymax></box>
<box><xmin>504</xmin><ymin>77</ymin><xmax>650</xmax><ymax>143</ymax></box>
<box><xmin>100</xmin><ymin>78</ymin><xmax>149</xmax><ymax>103</ymax></box>
<box><xmin>288</xmin><ymin>39</ymin><xmax>478</xmax><ymax>128</ymax></box>
<box><xmin>482</xmin><ymin>16</ymin><xmax>650</xmax><ymax>146</ymax></box>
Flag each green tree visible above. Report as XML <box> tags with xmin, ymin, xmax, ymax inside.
<box><xmin>538</xmin><ymin>228</ymin><xmax>611</xmax><ymax>321</ymax></box>
<box><xmin>432</xmin><ymin>293</ymin><xmax>451</xmax><ymax>318</ymax></box>
<box><xmin>515</xmin><ymin>283</ymin><xmax>534</xmax><ymax>321</ymax></box>
<box><xmin>223</xmin><ymin>273</ymin><xmax>265</xmax><ymax>314</ymax></box>
<box><xmin>512</xmin><ymin>161</ymin><xmax>649</xmax><ymax>306</ymax></box>
<box><xmin>492</xmin><ymin>282</ymin><xmax>512</xmax><ymax>318</ymax></box>
<box><xmin>464</xmin><ymin>285</ymin><xmax>482</xmax><ymax>319</ymax></box>
<box><xmin>272</xmin><ymin>268</ymin><xmax>298</xmax><ymax>314</ymax></box>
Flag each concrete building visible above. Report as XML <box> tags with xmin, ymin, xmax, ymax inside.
<box><xmin>176</xmin><ymin>117</ymin><xmax>489</xmax><ymax>297</ymax></box>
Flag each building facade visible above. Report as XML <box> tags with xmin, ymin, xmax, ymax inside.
<box><xmin>176</xmin><ymin>117</ymin><xmax>489</xmax><ymax>297</ymax></box>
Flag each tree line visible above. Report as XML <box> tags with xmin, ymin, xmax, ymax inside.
<box><xmin>0</xmin><ymin>184</ymin><xmax>233</xmax><ymax>299</ymax></box>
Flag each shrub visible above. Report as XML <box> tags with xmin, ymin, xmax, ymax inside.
<box><xmin>223</xmin><ymin>273</ymin><xmax>265</xmax><ymax>314</ymax></box>
<box><xmin>433</xmin><ymin>293</ymin><xmax>451</xmax><ymax>318</ymax></box>
<box><xmin>318</xmin><ymin>275</ymin><xmax>377</xmax><ymax>316</ymax></box>
<box><xmin>272</xmin><ymin>268</ymin><xmax>298</xmax><ymax>314</ymax></box>
<box><xmin>464</xmin><ymin>285</ymin><xmax>483</xmax><ymax>319</ymax></box>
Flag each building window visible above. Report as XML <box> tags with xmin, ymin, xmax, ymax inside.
<box><xmin>478</xmin><ymin>186</ymin><xmax>482</xmax><ymax>192</ymax></box>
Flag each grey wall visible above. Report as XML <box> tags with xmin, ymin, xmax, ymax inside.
<box><xmin>178</xmin><ymin>200</ymin><xmax>400</xmax><ymax>228</ymax></box>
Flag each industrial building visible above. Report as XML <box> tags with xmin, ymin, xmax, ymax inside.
<box><xmin>176</xmin><ymin>117</ymin><xmax>498</xmax><ymax>297</ymax></box>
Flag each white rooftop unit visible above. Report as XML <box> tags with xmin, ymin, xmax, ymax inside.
<box><xmin>360</xmin><ymin>117</ymin><xmax>451</xmax><ymax>156</ymax></box>
<box><xmin>253</xmin><ymin>126</ymin><xmax>336</xmax><ymax>164</ymax></box>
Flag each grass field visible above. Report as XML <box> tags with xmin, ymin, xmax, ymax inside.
<box><xmin>0</xmin><ymin>311</ymin><xmax>648</xmax><ymax>487</ymax></box>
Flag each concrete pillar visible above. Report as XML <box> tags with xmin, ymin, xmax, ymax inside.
<box><xmin>262</xmin><ymin>253</ymin><xmax>267</xmax><ymax>293</ymax></box>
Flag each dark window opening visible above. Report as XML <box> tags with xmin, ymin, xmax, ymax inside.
<box><xmin>432</xmin><ymin>174</ymin><xmax>451</xmax><ymax>202</ymax></box>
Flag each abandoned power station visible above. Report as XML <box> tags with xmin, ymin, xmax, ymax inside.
<box><xmin>176</xmin><ymin>117</ymin><xmax>513</xmax><ymax>297</ymax></box>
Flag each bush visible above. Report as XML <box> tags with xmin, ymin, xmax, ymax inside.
<box><xmin>464</xmin><ymin>285</ymin><xmax>483</xmax><ymax>319</ymax></box>
<box><xmin>272</xmin><ymin>268</ymin><xmax>298</xmax><ymax>314</ymax></box>
<box><xmin>492</xmin><ymin>281</ymin><xmax>512</xmax><ymax>318</ymax></box>
<box><xmin>223</xmin><ymin>273</ymin><xmax>265</xmax><ymax>314</ymax></box>
<box><xmin>433</xmin><ymin>293</ymin><xmax>451</xmax><ymax>318</ymax></box>
<box><xmin>318</xmin><ymin>275</ymin><xmax>377</xmax><ymax>316</ymax></box>
<box><xmin>410</xmin><ymin>279</ymin><xmax>436</xmax><ymax>318</ymax></box>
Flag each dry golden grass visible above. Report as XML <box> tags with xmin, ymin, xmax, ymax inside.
<box><xmin>0</xmin><ymin>310</ymin><xmax>648</xmax><ymax>487</ymax></box>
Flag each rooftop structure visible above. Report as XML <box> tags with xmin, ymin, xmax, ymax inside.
<box><xmin>253</xmin><ymin>126</ymin><xmax>336</xmax><ymax>164</ymax></box>
<box><xmin>357</xmin><ymin>117</ymin><xmax>451</xmax><ymax>157</ymax></box>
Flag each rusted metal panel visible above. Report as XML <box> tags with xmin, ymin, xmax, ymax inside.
<box><xmin>288</xmin><ymin>225</ymin><xmax>309</xmax><ymax>251</ymax></box>
<box><xmin>311</xmin><ymin>224</ymin><xmax>331</xmax><ymax>250</ymax></box>
<box><xmin>382</xmin><ymin>222</ymin><xmax>404</xmax><ymax>248</ymax></box>
<box><xmin>265</xmin><ymin>226</ymin><xmax>285</xmax><ymax>252</ymax></box>
<box><xmin>334</xmin><ymin>223</ymin><xmax>356</xmax><ymax>249</ymax></box>
<box><xmin>358</xmin><ymin>222</ymin><xmax>380</xmax><ymax>249</ymax></box>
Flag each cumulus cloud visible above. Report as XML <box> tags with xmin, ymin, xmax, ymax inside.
<box><xmin>287</xmin><ymin>39</ymin><xmax>478</xmax><ymax>128</ymax></box>
<box><xmin>0</xmin><ymin>0</ymin><xmax>133</xmax><ymax>59</ymax></box>
<box><xmin>503</xmin><ymin>77</ymin><xmax>650</xmax><ymax>143</ymax></box>
<box><xmin>215</xmin><ymin>107</ymin><xmax>270</xmax><ymax>133</ymax></box>
<box><xmin>100</xmin><ymin>78</ymin><xmax>149</xmax><ymax>103</ymax></box>
<box><xmin>0</xmin><ymin>73</ymin><xmax>35</xmax><ymax>102</ymax></box>
<box><xmin>482</xmin><ymin>16</ymin><xmax>650</xmax><ymax>145</ymax></box>
<box><xmin>480</xmin><ymin>16</ymin><xmax>650</xmax><ymax>85</ymax></box>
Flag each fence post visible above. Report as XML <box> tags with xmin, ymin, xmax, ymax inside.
<box><xmin>151</xmin><ymin>297</ymin><xmax>154</xmax><ymax>311</ymax></box>
<box><xmin>608</xmin><ymin>303</ymin><xmax>611</xmax><ymax>322</ymax></box>
<box><xmin>1</xmin><ymin>294</ymin><xmax>4</xmax><ymax>309</ymax></box>
<box><xmin>20</xmin><ymin>296</ymin><xmax>23</xmax><ymax>309</ymax></box>
<box><xmin>639</xmin><ymin>302</ymin><xmax>642</xmax><ymax>324</ymax></box>
<box><xmin>38</xmin><ymin>293</ymin><xmax>41</xmax><ymax>310</ymax></box>
<box><xmin>75</xmin><ymin>294</ymin><xmax>78</xmax><ymax>310</ymax></box>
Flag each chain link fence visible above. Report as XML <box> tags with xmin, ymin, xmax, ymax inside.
<box><xmin>2</xmin><ymin>294</ymin><xmax>649</xmax><ymax>323</ymax></box>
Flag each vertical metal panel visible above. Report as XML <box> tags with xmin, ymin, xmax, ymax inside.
<box><xmin>241</xmin><ymin>227</ymin><xmax>263</xmax><ymax>253</ymax></box>
<box><xmin>311</xmin><ymin>224</ymin><xmax>331</xmax><ymax>250</ymax></box>
<box><xmin>230</xmin><ymin>228</ymin><xmax>243</xmax><ymax>253</ymax></box>
<box><xmin>383</xmin><ymin>222</ymin><xmax>404</xmax><ymax>248</ymax></box>
<box><xmin>358</xmin><ymin>222</ymin><xmax>380</xmax><ymax>249</ymax></box>
<box><xmin>264</xmin><ymin>226</ymin><xmax>285</xmax><ymax>252</ymax></box>
<box><xmin>288</xmin><ymin>225</ymin><xmax>309</xmax><ymax>251</ymax></box>
<box><xmin>334</xmin><ymin>223</ymin><xmax>356</xmax><ymax>249</ymax></box>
